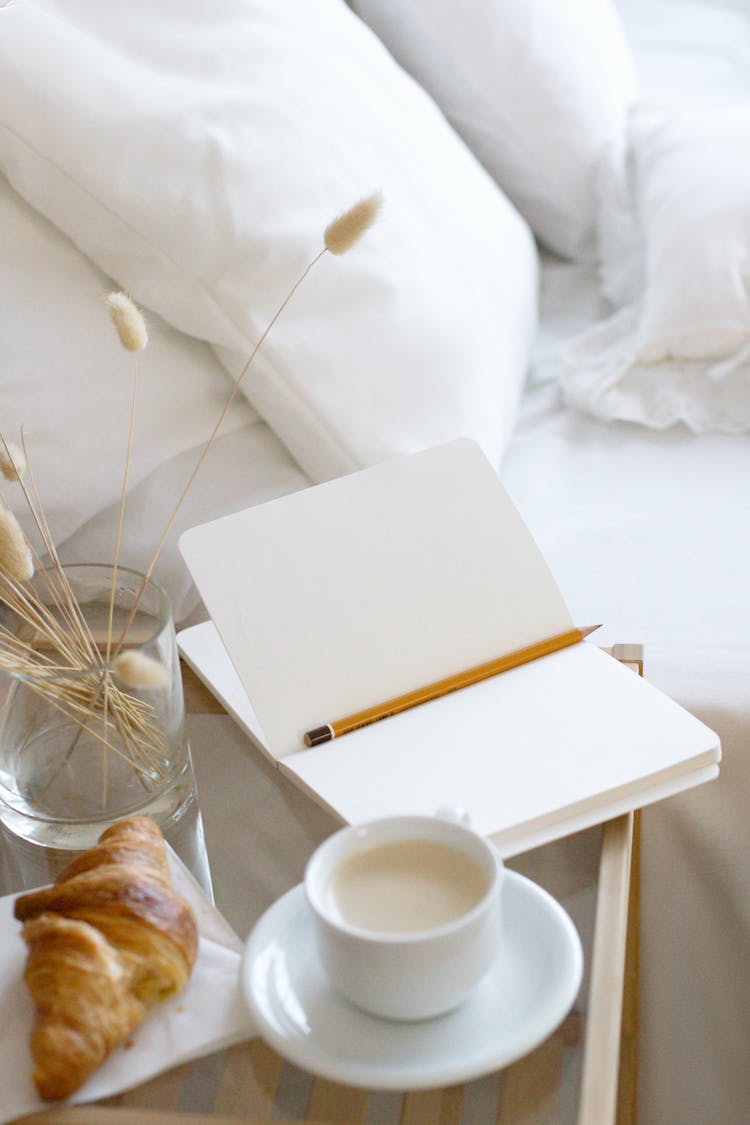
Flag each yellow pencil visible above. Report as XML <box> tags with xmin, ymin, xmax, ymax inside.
<box><xmin>303</xmin><ymin>624</ymin><xmax>601</xmax><ymax>747</ymax></box>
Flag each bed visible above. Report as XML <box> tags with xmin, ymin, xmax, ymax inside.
<box><xmin>1</xmin><ymin>1</ymin><xmax>748</xmax><ymax>1122</ymax></box>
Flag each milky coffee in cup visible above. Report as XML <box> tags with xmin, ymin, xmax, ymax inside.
<box><xmin>328</xmin><ymin>837</ymin><xmax>489</xmax><ymax>933</ymax></box>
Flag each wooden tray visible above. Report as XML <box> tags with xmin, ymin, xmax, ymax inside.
<box><xmin>14</xmin><ymin>648</ymin><xmax>643</xmax><ymax>1125</ymax></box>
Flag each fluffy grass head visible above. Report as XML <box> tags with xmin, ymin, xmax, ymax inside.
<box><xmin>324</xmin><ymin>193</ymin><xmax>382</xmax><ymax>256</ymax></box>
<box><xmin>0</xmin><ymin>441</ymin><xmax>26</xmax><ymax>482</ymax></box>
<box><xmin>106</xmin><ymin>292</ymin><xmax>148</xmax><ymax>351</ymax></box>
<box><xmin>113</xmin><ymin>650</ymin><xmax>169</xmax><ymax>691</ymax></box>
<box><xmin>0</xmin><ymin>508</ymin><xmax>34</xmax><ymax>582</ymax></box>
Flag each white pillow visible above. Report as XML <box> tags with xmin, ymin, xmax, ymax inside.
<box><xmin>0</xmin><ymin>173</ymin><xmax>253</xmax><ymax>550</ymax></box>
<box><xmin>351</xmin><ymin>0</ymin><xmax>636</xmax><ymax>259</ymax></box>
<box><xmin>0</xmin><ymin>0</ymin><xmax>538</xmax><ymax>484</ymax></box>
<box><xmin>561</xmin><ymin>106</ymin><xmax>750</xmax><ymax>433</ymax></box>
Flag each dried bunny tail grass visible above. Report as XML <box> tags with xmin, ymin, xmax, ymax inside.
<box><xmin>105</xmin><ymin>205</ymin><xmax>376</xmax><ymax>666</ymax></box>
<box><xmin>0</xmin><ymin>441</ymin><xmax>26</xmax><ymax>482</ymax></box>
<box><xmin>0</xmin><ymin>507</ymin><xmax>34</xmax><ymax>581</ymax></box>
<box><xmin>113</xmin><ymin>650</ymin><xmax>169</xmax><ymax>691</ymax></box>
<box><xmin>106</xmin><ymin>292</ymin><xmax>148</xmax><ymax>351</ymax></box>
<box><xmin>324</xmin><ymin>193</ymin><xmax>382</xmax><ymax>255</ymax></box>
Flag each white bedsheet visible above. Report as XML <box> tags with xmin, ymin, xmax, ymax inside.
<box><xmin>506</xmin><ymin>255</ymin><xmax>750</xmax><ymax>1124</ymax></box>
<box><xmin>616</xmin><ymin>0</ymin><xmax>750</xmax><ymax>107</ymax></box>
<box><xmin>544</xmin><ymin>25</ymin><xmax>750</xmax><ymax>1121</ymax></box>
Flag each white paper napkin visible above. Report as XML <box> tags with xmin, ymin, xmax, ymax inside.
<box><xmin>0</xmin><ymin>851</ymin><xmax>256</xmax><ymax>1123</ymax></box>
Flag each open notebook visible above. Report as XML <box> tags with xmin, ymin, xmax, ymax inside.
<box><xmin>178</xmin><ymin>439</ymin><xmax>720</xmax><ymax>856</ymax></box>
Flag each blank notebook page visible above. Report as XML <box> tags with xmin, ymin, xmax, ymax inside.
<box><xmin>180</xmin><ymin>439</ymin><xmax>575</xmax><ymax>760</ymax></box>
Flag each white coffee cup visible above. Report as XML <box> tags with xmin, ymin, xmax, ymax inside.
<box><xmin>304</xmin><ymin>810</ymin><xmax>503</xmax><ymax>1021</ymax></box>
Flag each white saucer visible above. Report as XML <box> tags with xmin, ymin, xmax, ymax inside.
<box><xmin>240</xmin><ymin>871</ymin><xmax>583</xmax><ymax>1090</ymax></box>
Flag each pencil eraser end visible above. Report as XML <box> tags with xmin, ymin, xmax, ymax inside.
<box><xmin>304</xmin><ymin>725</ymin><xmax>334</xmax><ymax>747</ymax></box>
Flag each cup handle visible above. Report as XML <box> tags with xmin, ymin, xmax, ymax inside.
<box><xmin>435</xmin><ymin>805</ymin><xmax>471</xmax><ymax>828</ymax></box>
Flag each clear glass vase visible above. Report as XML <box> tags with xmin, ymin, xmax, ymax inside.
<box><xmin>0</xmin><ymin>563</ymin><xmax>211</xmax><ymax>894</ymax></box>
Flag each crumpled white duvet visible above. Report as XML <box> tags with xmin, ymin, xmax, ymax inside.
<box><xmin>561</xmin><ymin>0</ymin><xmax>750</xmax><ymax>434</ymax></box>
<box><xmin>561</xmin><ymin>104</ymin><xmax>750</xmax><ymax>433</ymax></box>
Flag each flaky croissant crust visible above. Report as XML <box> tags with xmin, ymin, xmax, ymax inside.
<box><xmin>14</xmin><ymin>816</ymin><xmax>199</xmax><ymax>1101</ymax></box>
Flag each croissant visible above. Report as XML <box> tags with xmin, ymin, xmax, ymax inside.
<box><xmin>14</xmin><ymin>816</ymin><xmax>199</xmax><ymax>1101</ymax></box>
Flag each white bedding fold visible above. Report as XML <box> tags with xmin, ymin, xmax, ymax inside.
<box><xmin>0</xmin><ymin>173</ymin><xmax>254</xmax><ymax>551</ymax></box>
<box><xmin>0</xmin><ymin>0</ymin><xmax>538</xmax><ymax>485</ymax></box>
<box><xmin>561</xmin><ymin>104</ymin><xmax>750</xmax><ymax>433</ymax></box>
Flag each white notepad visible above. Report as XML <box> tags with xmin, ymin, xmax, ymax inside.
<box><xmin>179</xmin><ymin>439</ymin><xmax>720</xmax><ymax>855</ymax></box>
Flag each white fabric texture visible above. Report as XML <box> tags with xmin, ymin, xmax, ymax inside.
<box><xmin>561</xmin><ymin>105</ymin><xmax>750</xmax><ymax>432</ymax></box>
<box><xmin>58</xmin><ymin>423</ymin><xmax>309</xmax><ymax>625</ymax></box>
<box><xmin>0</xmin><ymin>0</ymin><xmax>538</xmax><ymax>485</ymax></box>
<box><xmin>0</xmin><ymin>173</ymin><xmax>254</xmax><ymax>551</ymax></box>
<box><xmin>352</xmin><ymin>0</ymin><xmax>637</xmax><ymax>259</ymax></box>
<box><xmin>616</xmin><ymin>0</ymin><xmax>750</xmax><ymax>108</ymax></box>
<box><xmin>507</xmin><ymin>249</ymin><xmax>750</xmax><ymax>1125</ymax></box>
